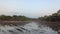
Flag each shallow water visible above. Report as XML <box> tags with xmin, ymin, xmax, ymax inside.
<box><xmin>0</xmin><ymin>22</ymin><xmax>58</xmax><ymax>34</ymax></box>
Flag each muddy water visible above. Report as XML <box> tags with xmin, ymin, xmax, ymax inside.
<box><xmin>0</xmin><ymin>22</ymin><xmax>58</xmax><ymax>34</ymax></box>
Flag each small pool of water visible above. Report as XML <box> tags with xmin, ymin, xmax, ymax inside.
<box><xmin>0</xmin><ymin>22</ymin><xmax>58</xmax><ymax>34</ymax></box>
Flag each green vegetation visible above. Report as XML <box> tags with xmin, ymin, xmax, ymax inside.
<box><xmin>38</xmin><ymin>10</ymin><xmax>60</xmax><ymax>34</ymax></box>
<box><xmin>39</xmin><ymin>10</ymin><xmax>60</xmax><ymax>21</ymax></box>
<box><xmin>0</xmin><ymin>15</ymin><xmax>31</xmax><ymax>21</ymax></box>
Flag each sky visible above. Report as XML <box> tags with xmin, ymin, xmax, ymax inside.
<box><xmin>0</xmin><ymin>0</ymin><xmax>60</xmax><ymax>18</ymax></box>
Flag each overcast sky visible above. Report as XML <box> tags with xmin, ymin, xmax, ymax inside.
<box><xmin>0</xmin><ymin>0</ymin><xmax>60</xmax><ymax>18</ymax></box>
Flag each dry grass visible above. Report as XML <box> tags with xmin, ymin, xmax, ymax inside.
<box><xmin>0</xmin><ymin>21</ymin><xmax>30</xmax><ymax>26</ymax></box>
<box><xmin>39</xmin><ymin>21</ymin><xmax>60</xmax><ymax>34</ymax></box>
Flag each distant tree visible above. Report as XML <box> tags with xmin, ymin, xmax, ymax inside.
<box><xmin>39</xmin><ymin>9</ymin><xmax>60</xmax><ymax>21</ymax></box>
<box><xmin>0</xmin><ymin>15</ymin><xmax>6</xmax><ymax>20</ymax></box>
<box><xmin>57</xmin><ymin>10</ymin><xmax>60</xmax><ymax>13</ymax></box>
<box><xmin>0</xmin><ymin>15</ymin><xmax>31</xmax><ymax>21</ymax></box>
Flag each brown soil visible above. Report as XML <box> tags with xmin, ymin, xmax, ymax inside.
<box><xmin>39</xmin><ymin>21</ymin><xmax>60</xmax><ymax>34</ymax></box>
<box><xmin>0</xmin><ymin>21</ymin><xmax>30</xmax><ymax>26</ymax></box>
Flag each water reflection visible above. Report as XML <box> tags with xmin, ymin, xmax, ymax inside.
<box><xmin>0</xmin><ymin>22</ymin><xmax>58</xmax><ymax>34</ymax></box>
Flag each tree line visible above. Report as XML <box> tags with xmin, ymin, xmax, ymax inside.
<box><xmin>0</xmin><ymin>15</ymin><xmax>31</xmax><ymax>21</ymax></box>
<box><xmin>39</xmin><ymin>10</ymin><xmax>60</xmax><ymax>21</ymax></box>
